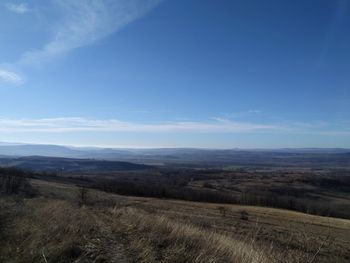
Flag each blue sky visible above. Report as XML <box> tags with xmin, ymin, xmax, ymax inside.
<box><xmin>0</xmin><ymin>0</ymin><xmax>349</xmax><ymax>148</ymax></box>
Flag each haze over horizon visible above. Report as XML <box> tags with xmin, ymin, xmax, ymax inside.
<box><xmin>1</xmin><ymin>0</ymin><xmax>349</xmax><ymax>148</ymax></box>
<box><xmin>1</xmin><ymin>140</ymin><xmax>350</xmax><ymax>151</ymax></box>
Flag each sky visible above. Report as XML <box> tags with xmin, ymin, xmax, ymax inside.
<box><xmin>0</xmin><ymin>0</ymin><xmax>349</xmax><ymax>148</ymax></box>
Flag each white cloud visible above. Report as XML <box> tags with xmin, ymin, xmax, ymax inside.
<box><xmin>0</xmin><ymin>117</ymin><xmax>286</xmax><ymax>133</ymax></box>
<box><xmin>247</xmin><ymin>110</ymin><xmax>261</xmax><ymax>114</ymax></box>
<box><xmin>5</xmin><ymin>3</ymin><xmax>29</xmax><ymax>14</ymax></box>
<box><xmin>1</xmin><ymin>0</ymin><xmax>162</xmax><ymax>85</ymax></box>
<box><xmin>221</xmin><ymin>110</ymin><xmax>262</xmax><ymax>119</ymax></box>
<box><xmin>0</xmin><ymin>69</ymin><xmax>23</xmax><ymax>85</ymax></box>
<box><xmin>19</xmin><ymin>0</ymin><xmax>162</xmax><ymax>66</ymax></box>
<box><xmin>0</xmin><ymin>117</ymin><xmax>347</xmax><ymax>136</ymax></box>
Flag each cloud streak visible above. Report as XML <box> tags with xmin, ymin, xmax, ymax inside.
<box><xmin>0</xmin><ymin>117</ymin><xmax>347</xmax><ymax>135</ymax></box>
<box><xmin>0</xmin><ymin>69</ymin><xmax>23</xmax><ymax>85</ymax></box>
<box><xmin>19</xmin><ymin>0</ymin><xmax>162</xmax><ymax>66</ymax></box>
<box><xmin>2</xmin><ymin>0</ymin><xmax>162</xmax><ymax>84</ymax></box>
<box><xmin>0</xmin><ymin>117</ymin><xmax>286</xmax><ymax>133</ymax></box>
<box><xmin>5</xmin><ymin>3</ymin><xmax>29</xmax><ymax>14</ymax></box>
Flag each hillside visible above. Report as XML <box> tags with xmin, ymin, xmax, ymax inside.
<box><xmin>0</xmin><ymin>156</ymin><xmax>152</xmax><ymax>172</ymax></box>
<box><xmin>1</xmin><ymin>179</ymin><xmax>349</xmax><ymax>263</ymax></box>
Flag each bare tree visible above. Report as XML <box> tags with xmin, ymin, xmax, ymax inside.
<box><xmin>77</xmin><ymin>186</ymin><xmax>88</xmax><ymax>206</ymax></box>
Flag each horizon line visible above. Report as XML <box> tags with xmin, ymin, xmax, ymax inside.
<box><xmin>1</xmin><ymin>141</ymin><xmax>349</xmax><ymax>151</ymax></box>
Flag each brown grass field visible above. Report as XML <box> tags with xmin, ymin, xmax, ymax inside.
<box><xmin>1</xmin><ymin>179</ymin><xmax>349</xmax><ymax>263</ymax></box>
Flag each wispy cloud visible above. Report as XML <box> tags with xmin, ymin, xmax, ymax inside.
<box><xmin>0</xmin><ymin>117</ymin><xmax>286</xmax><ymax>133</ymax></box>
<box><xmin>5</xmin><ymin>3</ymin><xmax>29</xmax><ymax>14</ymax></box>
<box><xmin>0</xmin><ymin>69</ymin><xmax>23</xmax><ymax>85</ymax></box>
<box><xmin>19</xmin><ymin>0</ymin><xmax>162</xmax><ymax>66</ymax></box>
<box><xmin>220</xmin><ymin>110</ymin><xmax>262</xmax><ymax>119</ymax></box>
<box><xmin>0</xmin><ymin>117</ymin><xmax>347</xmax><ymax>135</ymax></box>
<box><xmin>2</xmin><ymin>0</ymin><xmax>162</xmax><ymax>83</ymax></box>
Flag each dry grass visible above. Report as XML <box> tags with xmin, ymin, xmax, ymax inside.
<box><xmin>112</xmin><ymin>207</ymin><xmax>274</xmax><ymax>263</ymax></box>
<box><xmin>0</xmin><ymin>197</ymin><xmax>278</xmax><ymax>263</ymax></box>
<box><xmin>34</xmin><ymin>179</ymin><xmax>350</xmax><ymax>262</ymax></box>
<box><xmin>1</xmin><ymin>179</ymin><xmax>349</xmax><ymax>263</ymax></box>
<box><xmin>1</xmin><ymin>199</ymin><xmax>100</xmax><ymax>263</ymax></box>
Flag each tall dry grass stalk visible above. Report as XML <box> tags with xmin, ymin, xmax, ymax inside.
<box><xmin>114</xmin><ymin>207</ymin><xmax>276</xmax><ymax>263</ymax></box>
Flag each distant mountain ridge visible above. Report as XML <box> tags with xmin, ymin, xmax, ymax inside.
<box><xmin>0</xmin><ymin>143</ymin><xmax>138</xmax><ymax>158</ymax></box>
<box><xmin>0</xmin><ymin>156</ymin><xmax>152</xmax><ymax>172</ymax></box>
<box><xmin>0</xmin><ymin>142</ymin><xmax>349</xmax><ymax>157</ymax></box>
<box><xmin>0</xmin><ymin>142</ymin><xmax>349</xmax><ymax>168</ymax></box>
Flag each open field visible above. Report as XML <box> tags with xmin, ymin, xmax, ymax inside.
<box><xmin>1</xmin><ymin>178</ymin><xmax>349</xmax><ymax>263</ymax></box>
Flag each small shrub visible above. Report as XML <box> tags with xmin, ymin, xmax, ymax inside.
<box><xmin>76</xmin><ymin>186</ymin><xmax>89</xmax><ymax>206</ymax></box>
<box><xmin>218</xmin><ymin>206</ymin><xmax>227</xmax><ymax>217</ymax></box>
<box><xmin>240</xmin><ymin>210</ymin><xmax>249</xmax><ymax>221</ymax></box>
<box><xmin>203</xmin><ymin>182</ymin><xmax>215</xmax><ymax>189</ymax></box>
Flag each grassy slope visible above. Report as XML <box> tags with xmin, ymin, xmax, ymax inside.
<box><xmin>188</xmin><ymin>169</ymin><xmax>350</xmax><ymax>219</ymax></box>
<box><xmin>1</xmin><ymin>179</ymin><xmax>349</xmax><ymax>263</ymax></box>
